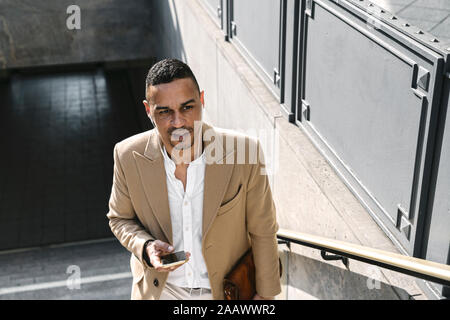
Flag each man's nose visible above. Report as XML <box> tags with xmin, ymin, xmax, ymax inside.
<box><xmin>171</xmin><ymin>111</ymin><xmax>185</xmax><ymax>127</ymax></box>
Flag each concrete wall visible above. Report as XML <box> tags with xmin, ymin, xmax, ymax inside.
<box><xmin>149</xmin><ymin>0</ymin><xmax>431</xmax><ymax>299</ymax></box>
<box><xmin>0</xmin><ymin>0</ymin><xmax>154</xmax><ymax>69</ymax></box>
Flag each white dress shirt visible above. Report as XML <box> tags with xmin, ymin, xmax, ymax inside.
<box><xmin>158</xmin><ymin>139</ymin><xmax>211</xmax><ymax>289</ymax></box>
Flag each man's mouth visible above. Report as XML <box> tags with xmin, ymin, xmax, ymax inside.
<box><xmin>170</xmin><ymin>128</ymin><xmax>191</xmax><ymax>143</ymax></box>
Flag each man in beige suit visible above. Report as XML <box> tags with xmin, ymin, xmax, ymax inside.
<box><xmin>107</xmin><ymin>58</ymin><xmax>281</xmax><ymax>300</ymax></box>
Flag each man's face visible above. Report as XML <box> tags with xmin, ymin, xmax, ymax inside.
<box><xmin>144</xmin><ymin>78</ymin><xmax>204</xmax><ymax>151</ymax></box>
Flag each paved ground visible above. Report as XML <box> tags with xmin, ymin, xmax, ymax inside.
<box><xmin>370</xmin><ymin>0</ymin><xmax>450</xmax><ymax>45</ymax></box>
<box><xmin>0</xmin><ymin>238</ymin><xmax>132</xmax><ymax>300</ymax></box>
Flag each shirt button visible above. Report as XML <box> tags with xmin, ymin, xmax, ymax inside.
<box><xmin>153</xmin><ymin>278</ymin><xmax>159</xmax><ymax>287</ymax></box>
<box><xmin>184</xmin><ymin>201</ymin><xmax>188</xmax><ymax>206</ymax></box>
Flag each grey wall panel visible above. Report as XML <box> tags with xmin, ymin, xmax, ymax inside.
<box><xmin>304</xmin><ymin>3</ymin><xmax>421</xmax><ymax>226</ymax></box>
<box><xmin>425</xmin><ymin>81</ymin><xmax>450</xmax><ymax>267</ymax></box>
<box><xmin>232</xmin><ymin>0</ymin><xmax>280</xmax><ymax>77</ymax></box>
<box><xmin>423</xmin><ymin>76</ymin><xmax>450</xmax><ymax>297</ymax></box>
<box><xmin>281</xmin><ymin>0</ymin><xmax>299</xmax><ymax>121</ymax></box>
<box><xmin>205</xmin><ymin>0</ymin><xmax>222</xmax><ymax>12</ymax></box>
<box><xmin>231</xmin><ymin>0</ymin><xmax>282</xmax><ymax>96</ymax></box>
<box><xmin>298</xmin><ymin>0</ymin><xmax>445</xmax><ymax>255</ymax></box>
<box><xmin>202</xmin><ymin>0</ymin><xmax>223</xmax><ymax>28</ymax></box>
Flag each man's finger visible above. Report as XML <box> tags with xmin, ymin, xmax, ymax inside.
<box><xmin>150</xmin><ymin>253</ymin><xmax>171</xmax><ymax>270</ymax></box>
<box><xmin>153</xmin><ymin>240</ymin><xmax>174</xmax><ymax>253</ymax></box>
<box><xmin>150</xmin><ymin>257</ymin><xmax>163</xmax><ymax>269</ymax></box>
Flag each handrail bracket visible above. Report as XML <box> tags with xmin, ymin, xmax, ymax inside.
<box><xmin>321</xmin><ymin>250</ymin><xmax>349</xmax><ymax>268</ymax></box>
<box><xmin>278</xmin><ymin>239</ymin><xmax>291</xmax><ymax>251</ymax></box>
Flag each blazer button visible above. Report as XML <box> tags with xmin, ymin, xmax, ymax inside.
<box><xmin>153</xmin><ymin>278</ymin><xmax>159</xmax><ymax>287</ymax></box>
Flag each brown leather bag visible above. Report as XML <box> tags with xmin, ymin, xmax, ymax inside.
<box><xmin>223</xmin><ymin>248</ymin><xmax>282</xmax><ymax>300</ymax></box>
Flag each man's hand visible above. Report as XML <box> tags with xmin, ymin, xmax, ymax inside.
<box><xmin>146</xmin><ymin>240</ymin><xmax>191</xmax><ymax>272</ymax></box>
<box><xmin>253</xmin><ymin>294</ymin><xmax>275</xmax><ymax>300</ymax></box>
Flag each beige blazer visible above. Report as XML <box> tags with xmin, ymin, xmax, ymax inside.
<box><xmin>106</xmin><ymin>121</ymin><xmax>281</xmax><ymax>300</ymax></box>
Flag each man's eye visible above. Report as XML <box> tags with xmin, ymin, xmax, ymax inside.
<box><xmin>183</xmin><ymin>105</ymin><xmax>193</xmax><ymax>110</ymax></box>
<box><xmin>159</xmin><ymin>110</ymin><xmax>169</xmax><ymax>115</ymax></box>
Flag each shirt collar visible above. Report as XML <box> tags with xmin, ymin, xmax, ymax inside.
<box><xmin>158</xmin><ymin>136</ymin><xmax>206</xmax><ymax>167</ymax></box>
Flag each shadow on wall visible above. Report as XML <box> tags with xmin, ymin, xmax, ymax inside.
<box><xmin>286</xmin><ymin>252</ymin><xmax>414</xmax><ymax>300</ymax></box>
<box><xmin>103</xmin><ymin>59</ymin><xmax>156</xmax><ymax>132</ymax></box>
<box><xmin>149</xmin><ymin>0</ymin><xmax>187</xmax><ymax>61</ymax></box>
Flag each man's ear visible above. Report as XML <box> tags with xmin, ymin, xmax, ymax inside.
<box><xmin>143</xmin><ymin>100</ymin><xmax>151</xmax><ymax>115</ymax></box>
<box><xmin>200</xmin><ymin>91</ymin><xmax>205</xmax><ymax>107</ymax></box>
<box><xmin>143</xmin><ymin>100</ymin><xmax>156</xmax><ymax>127</ymax></box>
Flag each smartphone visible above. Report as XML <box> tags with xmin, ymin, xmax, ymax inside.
<box><xmin>161</xmin><ymin>251</ymin><xmax>187</xmax><ymax>267</ymax></box>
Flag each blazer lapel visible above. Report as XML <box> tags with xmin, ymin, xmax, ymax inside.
<box><xmin>201</xmin><ymin>123</ymin><xmax>235</xmax><ymax>239</ymax></box>
<box><xmin>133</xmin><ymin>130</ymin><xmax>173</xmax><ymax>244</ymax></box>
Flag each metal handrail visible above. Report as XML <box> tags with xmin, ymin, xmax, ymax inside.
<box><xmin>277</xmin><ymin>228</ymin><xmax>450</xmax><ymax>287</ymax></box>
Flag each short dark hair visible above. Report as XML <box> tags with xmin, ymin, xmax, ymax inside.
<box><xmin>145</xmin><ymin>58</ymin><xmax>200</xmax><ymax>94</ymax></box>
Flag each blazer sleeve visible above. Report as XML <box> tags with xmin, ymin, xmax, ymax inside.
<box><xmin>106</xmin><ymin>143</ymin><xmax>154</xmax><ymax>268</ymax></box>
<box><xmin>245</xmin><ymin>140</ymin><xmax>281</xmax><ymax>298</ymax></box>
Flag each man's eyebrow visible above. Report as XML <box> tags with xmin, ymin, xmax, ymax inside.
<box><xmin>180</xmin><ymin>98</ymin><xmax>196</xmax><ymax>106</ymax></box>
<box><xmin>155</xmin><ymin>98</ymin><xmax>196</xmax><ymax>110</ymax></box>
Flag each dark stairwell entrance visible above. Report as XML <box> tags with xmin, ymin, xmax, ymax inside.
<box><xmin>0</xmin><ymin>63</ymin><xmax>152</xmax><ymax>250</ymax></box>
